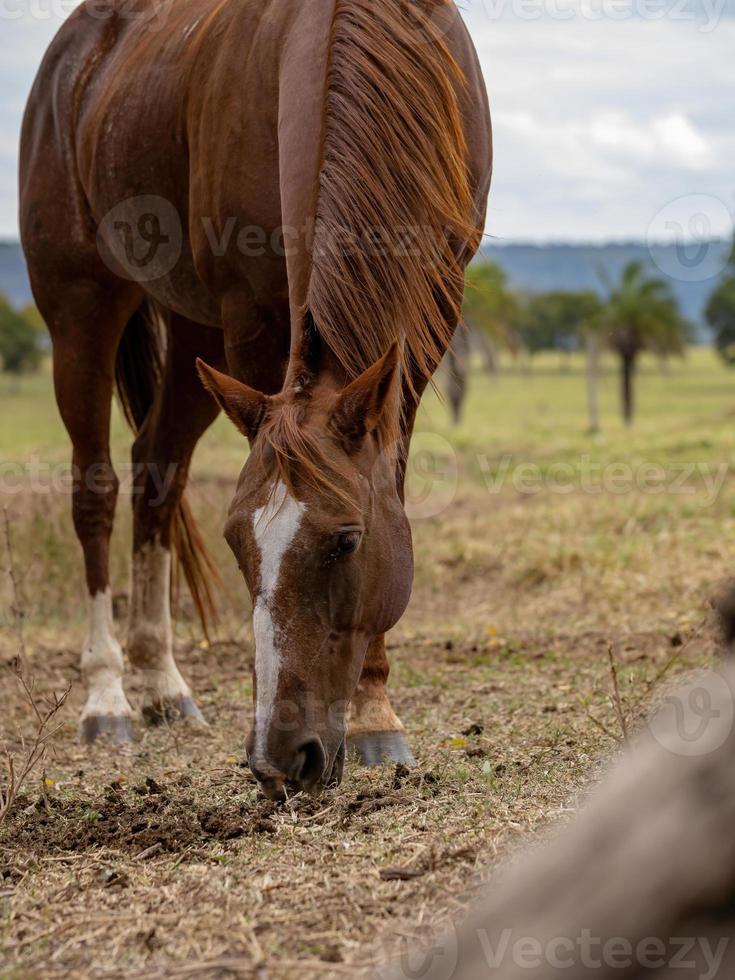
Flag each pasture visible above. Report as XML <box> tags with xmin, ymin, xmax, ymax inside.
<box><xmin>1</xmin><ymin>347</ymin><xmax>731</xmax><ymax>977</ymax></box>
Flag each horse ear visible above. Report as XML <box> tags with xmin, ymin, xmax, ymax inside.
<box><xmin>196</xmin><ymin>359</ymin><xmax>270</xmax><ymax>440</ymax></box>
<box><xmin>332</xmin><ymin>342</ymin><xmax>400</xmax><ymax>445</ymax></box>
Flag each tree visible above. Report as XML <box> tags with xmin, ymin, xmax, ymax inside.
<box><xmin>552</xmin><ymin>292</ymin><xmax>606</xmax><ymax>433</ymax></box>
<box><xmin>706</xmin><ymin>246</ymin><xmax>735</xmax><ymax>365</ymax></box>
<box><xmin>463</xmin><ymin>262</ymin><xmax>521</xmax><ymax>366</ymax></box>
<box><xmin>600</xmin><ymin>262</ymin><xmax>687</xmax><ymax>426</ymax></box>
<box><xmin>516</xmin><ymin>293</ymin><xmax>564</xmax><ymax>358</ymax></box>
<box><xmin>513</xmin><ymin>290</ymin><xmax>605</xmax><ymax>430</ymax></box>
<box><xmin>519</xmin><ymin>291</ymin><xmax>592</xmax><ymax>356</ymax></box>
<box><xmin>0</xmin><ymin>295</ymin><xmax>44</xmax><ymax>375</ymax></box>
<box><xmin>448</xmin><ymin>262</ymin><xmax>521</xmax><ymax>425</ymax></box>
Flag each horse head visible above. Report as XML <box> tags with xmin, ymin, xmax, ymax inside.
<box><xmin>198</xmin><ymin>344</ymin><xmax>414</xmax><ymax>798</ymax></box>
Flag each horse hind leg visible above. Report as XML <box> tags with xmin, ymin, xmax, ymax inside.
<box><xmin>347</xmin><ymin>635</ymin><xmax>415</xmax><ymax>766</ymax></box>
<box><xmin>49</xmin><ymin>286</ymin><xmax>143</xmax><ymax>743</ymax></box>
<box><xmin>126</xmin><ymin>314</ymin><xmax>224</xmax><ymax>726</ymax></box>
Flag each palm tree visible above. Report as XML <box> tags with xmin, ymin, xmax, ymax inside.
<box><xmin>600</xmin><ymin>261</ymin><xmax>686</xmax><ymax>426</ymax></box>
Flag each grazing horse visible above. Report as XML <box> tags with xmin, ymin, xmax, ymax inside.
<box><xmin>19</xmin><ymin>0</ymin><xmax>492</xmax><ymax>797</ymax></box>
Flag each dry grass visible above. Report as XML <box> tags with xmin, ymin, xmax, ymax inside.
<box><xmin>1</xmin><ymin>350</ymin><xmax>731</xmax><ymax>977</ymax></box>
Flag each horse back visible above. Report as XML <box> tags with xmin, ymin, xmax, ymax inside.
<box><xmin>21</xmin><ymin>0</ymin><xmax>491</xmax><ymax>340</ymax></box>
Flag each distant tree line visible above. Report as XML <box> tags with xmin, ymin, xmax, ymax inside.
<box><xmin>458</xmin><ymin>259</ymin><xmax>692</xmax><ymax>429</ymax></box>
<box><xmin>0</xmin><ymin>294</ymin><xmax>45</xmax><ymax>375</ymax></box>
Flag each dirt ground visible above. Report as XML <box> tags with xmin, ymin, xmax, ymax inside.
<box><xmin>1</xmin><ymin>354</ymin><xmax>731</xmax><ymax>977</ymax></box>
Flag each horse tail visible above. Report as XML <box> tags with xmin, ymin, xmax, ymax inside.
<box><xmin>114</xmin><ymin>301</ymin><xmax>163</xmax><ymax>434</ymax></box>
<box><xmin>115</xmin><ymin>301</ymin><xmax>220</xmax><ymax>639</ymax></box>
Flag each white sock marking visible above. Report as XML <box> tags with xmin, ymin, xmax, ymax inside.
<box><xmin>81</xmin><ymin>589</ymin><xmax>131</xmax><ymax>720</ymax></box>
<box><xmin>251</xmin><ymin>481</ymin><xmax>306</xmax><ymax>755</ymax></box>
<box><xmin>129</xmin><ymin>540</ymin><xmax>190</xmax><ymax>703</ymax></box>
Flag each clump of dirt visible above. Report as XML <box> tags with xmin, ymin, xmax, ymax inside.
<box><xmin>2</xmin><ymin>782</ymin><xmax>277</xmax><ymax>859</ymax></box>
<box><xmin>1</xmin><ymin>764</ymin><xmax>447</xmax><ymax>863</ymax></box>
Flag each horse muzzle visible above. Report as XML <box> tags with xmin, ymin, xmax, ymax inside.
<box><xmin>248</xmin><ymin>733</ymin><xmax>345</xmax><ymax>800</ymax></box>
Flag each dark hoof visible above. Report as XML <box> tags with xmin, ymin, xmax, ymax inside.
<box><xmin>142</xmin><ymin>696</ymin><xmax>207</xmax><ymax>728</ymax></box>
<box><xmin>80</xmin><ymin>714</ymin><xmax>135</xmax><ymax>745</ymax></box>
<box><xmin>347</xmin><ymin>731</ymin><xmax>416</xmax><ymax>767</ymax></box>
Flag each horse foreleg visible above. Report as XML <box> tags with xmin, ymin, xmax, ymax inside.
<box><xmin>50</xmin><ymin>290</ymin><xmax>141</xmax><ymax>743</ymax></box>
<box><xmin>347</xmin><ymin>635</ymin><xmax>415</xmax><ymax>766</ymax></box>
<box><xmin>127</xmin><ymin>317</ymin><xmax>223</xmax><ymax>727</ymax></box>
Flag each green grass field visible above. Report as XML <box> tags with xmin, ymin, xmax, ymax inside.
<box><xmin>3</xmin><ymin>346</ymin><xmax>734</xmax><ymax>465</ymax></box>
<box><xmin>1</xmin><ymin>348</ymin><xmax>733</xmax><ymax>977</ymax></box>
<box><xmin>4</xmin><ymin>347</ymin><xmax>733</xmax><ymax>634</ymax></box>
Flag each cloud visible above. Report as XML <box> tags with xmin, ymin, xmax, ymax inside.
<box><xmin>465</xmin><ymin>7</ymin><xmax>735</xmax><ymax>240</ymax></box>
<box><xmin>1</xmin><ymin>1</ymin><xmax>734</xmax><ymax>243</ymax></box>
<box><xmin>589</xmin><ymin>112</ymin><xmax>712</xmax><ymax>168</ymax></box>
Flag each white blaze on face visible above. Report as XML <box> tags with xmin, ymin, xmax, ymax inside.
<box><xmin>251</xmin><ymin>481</ymin><xmax>306</xmax><ymax>756</ymax></box>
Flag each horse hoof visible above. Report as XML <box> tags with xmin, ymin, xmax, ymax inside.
<box><xmin>80</xmin><ymin>714</ymin><xmax>135</xmax><ymax>745</ymax></box>
<box><xmin>347</xmin><ymin>731</ymin><xmax>416</xmax><ymax>767</ymax></box>
<box><xmin>142</xmin><ymin>696</ymin><xmax>208</xmax><ymax>729</ymax></box>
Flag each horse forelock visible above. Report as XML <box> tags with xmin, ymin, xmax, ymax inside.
<box><xmin>306</xmin><ymin>0</ymin><xmax>478</xmax><ymax>405</ymax></box>
<box><xmin>252</xmin><ymin>395</ymin><xmax>374</xmax><ymax>513</ymax></box>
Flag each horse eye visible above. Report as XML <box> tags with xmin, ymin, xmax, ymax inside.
<box><xmin>334</xmin><ymin>531</ymin><xmax>362</xmax><ymax>558</ymax></box>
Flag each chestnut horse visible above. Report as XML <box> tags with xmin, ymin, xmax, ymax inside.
<box><xmin>20</xmin><ymin>0</ymin><xmax>491</xmax><ymax>797</ymax></box>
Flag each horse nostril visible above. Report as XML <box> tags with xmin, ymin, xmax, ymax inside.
<box><xmin>293</xmin><ymin>737</ymin><xmax>326</xmax><ymax>788</ymax></box>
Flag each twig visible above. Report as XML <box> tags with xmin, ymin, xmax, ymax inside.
<box><xmin>577</xmin><ymin>698</ymin><xmax>619</xmax><ymax>742</ymax></box>
<box><xmin>134</xmin><ymin>842</ymin><xmax>164</xmax><ymax>862</ymax></box>
<box><xmin>607</xmin><ymin>645</ymin><xmax>629</xmax><ymax>742</ymax></box>
<box><xmin>0</xmin><ymin>508</ymin><xmax>70</xmax><ymax>827</ymax></box>
<box><xmin>0</xmin><ymin>687</ymin><xmax>70</xmax><ymax>826</ymax></box>
<box><xmin>641</xmin><ymin>618</ymin><xmax>708</xmax><ymax>700</ymax></box>
<box><xmin>3</xmin><ymin>506</ymin><xmax>28</xmax><ymax>674</ymax></box>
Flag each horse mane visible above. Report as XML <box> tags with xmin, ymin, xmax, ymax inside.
<box><xmin>306</xmin><ymin>0</ymin><xmax>477</xmax><ymax>416</ymax></box>
<box><xmin>258</xmin><ymin>0</ymin><xmax>477</xmax><ymax>506</ymax></box>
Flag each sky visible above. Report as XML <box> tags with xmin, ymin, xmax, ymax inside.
<box><xmin>1</xmin><ymin>0</ymin><xmax>734</xmax><ymax>244</ymax></box>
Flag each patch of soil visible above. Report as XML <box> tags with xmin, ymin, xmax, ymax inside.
<box><xmin>2</xmin><ymin>766</ymin><xmax>448</xmax><ymax>864</ymax></box>
<box><xmin>3</xmin><ymin>783</ymin><xmax>277</xmax><ymax>859</ymax></box>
